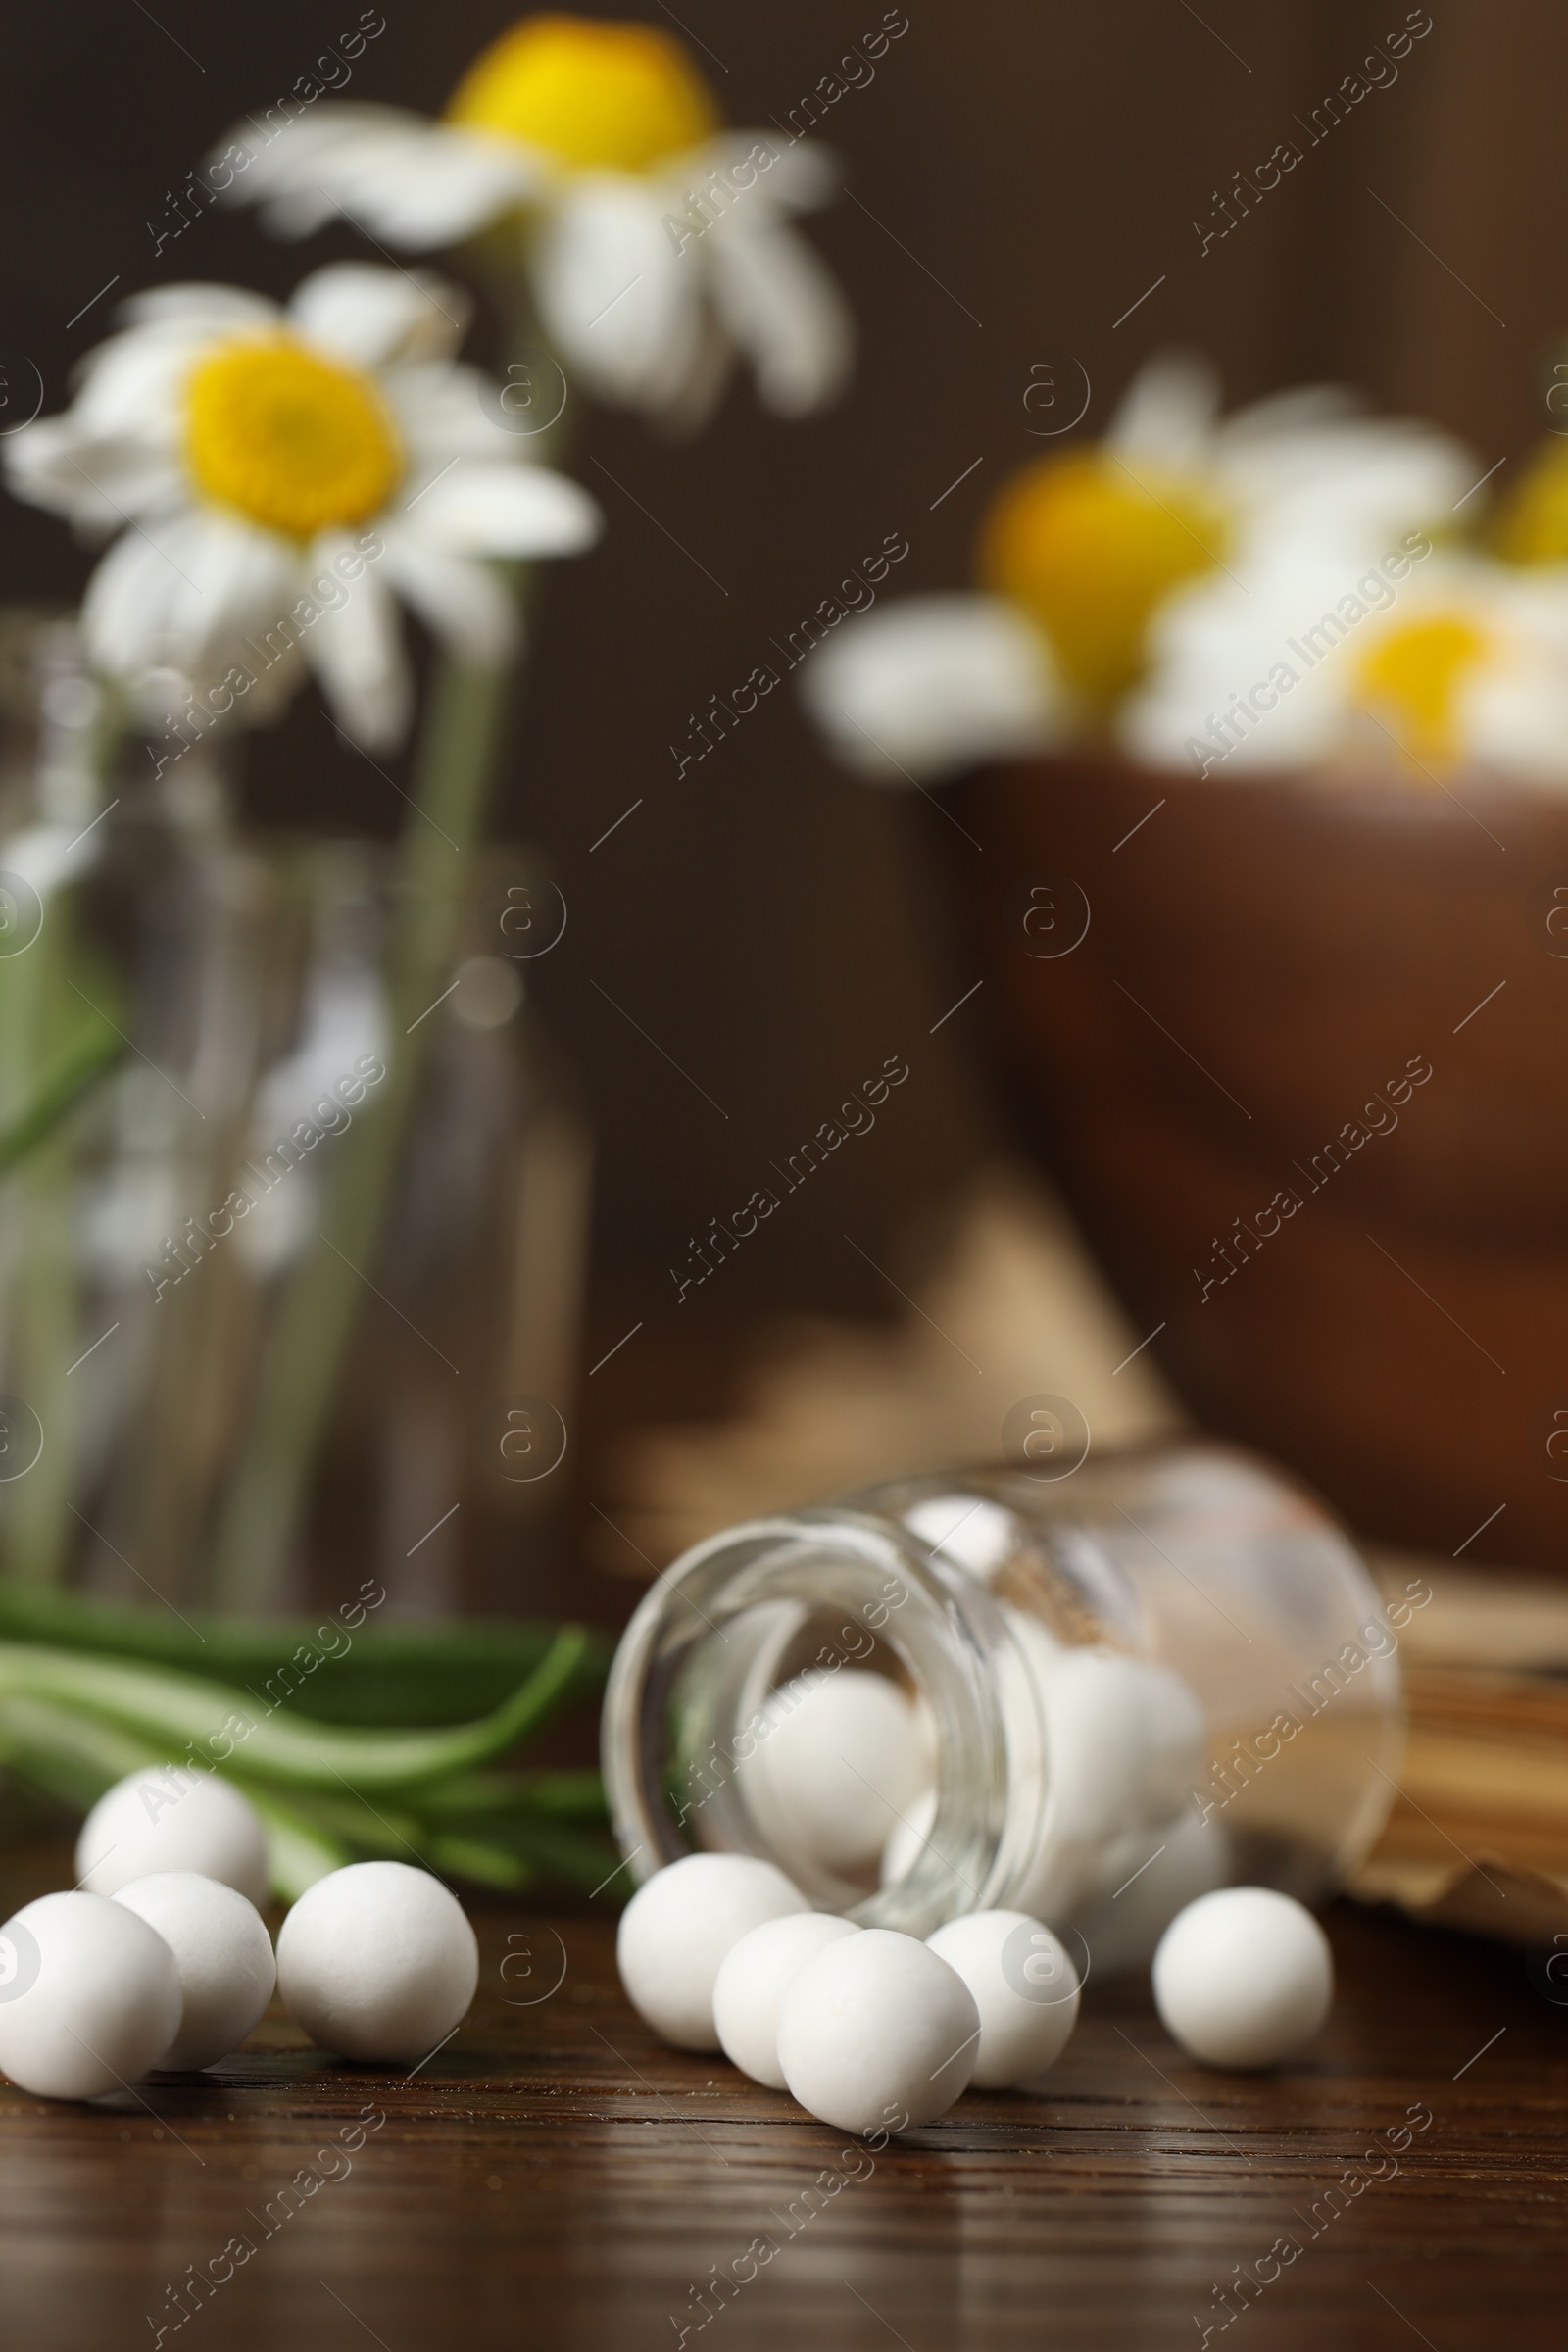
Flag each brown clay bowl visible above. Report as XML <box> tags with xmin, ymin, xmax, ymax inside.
<box><xmin>952</xmin><ymin>750</ymin><xmax>1568</xmax><ymax>1571</ymax></box>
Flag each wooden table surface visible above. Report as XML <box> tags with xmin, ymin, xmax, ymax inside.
<box><xmin>2</xmin><ymin>1846</ymin><xmax>1563</xmax><ymax>2351</ymax></box>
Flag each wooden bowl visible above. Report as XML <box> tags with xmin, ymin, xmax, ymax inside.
<box><xmin>953</xmin><ymin>750</ymin><xmax>1568</xmax><ymax>1570</ymax></box>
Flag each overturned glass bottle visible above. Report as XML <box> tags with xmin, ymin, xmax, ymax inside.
<box><xmin>603</xmin><ymin>1442</ymin><xmax>1410</xmax><ymax>1977</ymax></box>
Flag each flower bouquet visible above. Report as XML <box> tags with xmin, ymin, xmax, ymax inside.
<box><xmin>0</xmin><ymin>13</ymin><xmax>854</xmax><ymax>1885</ymax></box>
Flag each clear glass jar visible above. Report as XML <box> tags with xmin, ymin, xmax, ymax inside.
<box><xmin>603</xmin><ymin>1442</ymin><xmax>1404</xmax><ymax>1974</ymax></box>
<box><xmin>0</xmin><ymin>614</ymin><xmax>590</xmax><ymax>1615</ymax></box>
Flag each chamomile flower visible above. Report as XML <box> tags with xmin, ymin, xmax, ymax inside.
<box><xmin>800</xmin><ymin>594</ymin><xmax>1063</xmax><ymax>782</ymax></box>
<box><xmin>1124</xmin><ymin>546</ymin><xmax>1568</xmax><ymax>788</ymax></box>
<box><xmin>801</xmin><ymin>352</ymin><xmax>1473</xmax><ymax>784</ymax></box>
<box><xmin>215</xmin><ymin>14</ymin><xmax>853</xmax><ymax>423</ymax></box>
<box><xmin>4</xmin><ymin>262</ymin><xmax>601</xmax><ymax>748</ymax></box>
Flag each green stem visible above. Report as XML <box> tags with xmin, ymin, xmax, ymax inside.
<box><xmin>0</xmin><ymin>1621</ymin><xmax>593</xmax><ymax>1791</ymax></box>
<box><xmin>0</xmin><ymin>1015</ymin><xmax>122</xmax><ymax>1175</ymax></box>
<box><xmin>204</xmin><ymin>650</ymin><xmax>515</xmax><ymax>1609</ymax></box>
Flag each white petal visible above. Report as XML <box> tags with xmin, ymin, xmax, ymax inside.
<box><xmin>705</xmin><ymin>217</ymin><xmax>853</xmax><ymax>416</ymax></box>
<box><xmin>800</xmin><ymin>595</ymin><xmax>1061</xmax><ymax>783</ymax></box>
<box><xmin>302</xmin><ymin>537</ymin><xmax>411</xmax><ymax>747</ymax></box>
<box><xmin>5</xmin><ymin>421</ymin><xmax>180</xmax><ymax>533</ymax></box>
<box><xmin>692</xmin><ymin>131</ymin><xmax>842</xmax><ymax>215</ymax></box>
<box><xmin>71</xmin><ymin>318</ymin><xmax>229</xmax><ymax>439</ymax></box>
<box><xmin>289</xmin><ymin>263</ymin><xmax>468</xmax><ymax>368</ymax></box>
<box><xmin>385</xmin><ymin>362</ymin><xmax>537</xmax><ymax>463</ymax></box>
<box><xmin>408</xmin><ymin>464</ymin><xmax>601</xmax><ymax>558</ymax></box>
<box><xmin>1106</xmin><ymin>350</ymin><xmax>1221</xmax><ymax>471</ymax></box>
<box><xmin>80</xmin><ymin>530</ymin><xmax>188</xmax><ymax>676</ymax></box>
<box><xmin>217</xmin><ymin>105</ymin><xmax>538</xmax><ymax>248</ymax></box>
<box><xmin>1468</xmin><ymin>664</ymin><xmax>1568</xmax><ymax>787</ymax></box>
<box><xmin>533</xmin><ymin>179</ymin><xmax>701</xmax><ymax>413</ymax></box>
<box><xmin>82</xmin><ymin>510</ymin><xmax>299</xmax><ymax>681</ymax></box>
<box><xmin>117</xmin><ymin>284</ymin><xmax>279</xmax><ymax>335</ymax></box>
<box><xmin>377</xmin><ymin>527</ymin><xmax>516</xmax><ymax>664</ymax></box>
<box><xmin>1215</xmin><ymin>382</ymin><xmax>1362</xmax><ymax>449</ymax></box>
<box><xmin>1227</xmin><ymin>424</ymin><xmax>1476</xmax><ymax>554</ymax></box>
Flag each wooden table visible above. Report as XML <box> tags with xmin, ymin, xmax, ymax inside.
<box><xmin>1</xmin><ymin>1851</ymin><xmax>1562</xmax><ymax>2350</ymax></box>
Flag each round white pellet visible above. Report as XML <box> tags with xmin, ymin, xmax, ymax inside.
<box><xmin>924</xmin><ymin>1910</ymin><xmax>1078</xmax><ymax>2088</ymax></box>
<box><xmin>1073</xmin><ymin>1810</ymin><xmax>1231</xmax><ymax>1978</ymax></box>
<box><xmin>76</xmin><ymin>1768</ymin><xmax>269</xmax><ymax>1906</ymax></box>
<box><xmin>0</xmin><ymin>1890</ymin><xmax>181</xmax><ymax>2101</ymax></box>
<box><xmin>712</xmin><ymin>1912</ymin><xmax>859</xmax><ymax>2088</ymax></box>
<box><xmin>740</xmin><ymin>1671</ymin><xmax>930</xmax><ymax>1877</ymax></box>
<box><xmin>616</xmin><ymin>1853</ymin><xmax>807</xmax><ymax>2051</ymax></box>
<box><xmin>776</xmin><ymin>1928</ymin><xmax>980</xmax><ymax>2134</ymax></box>
<box><xmin>276</xmin><ymin>1862</ymin><xmax>477</xmax><ymax>2065</ymax></box>
<box><xmin>112</xmin><ymin>1874</ymin><xmax>276</xmax><ymax>2072</ymax></box>
<box><xmin>1152</xmin><ymin>1886</ymin><xmax>1333</xmax><ymax>2069</ymax></box>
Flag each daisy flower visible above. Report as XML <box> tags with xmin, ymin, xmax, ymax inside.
<box><xmin>4</xmin><ymin>262</ymin><xmax>601</xmax><ymax>748</ymax></box>
<box><xmin>801</xmin><ymin>351</ymin><xmax>1473</xmax><ymax>783</ymax></box>
<box><xmin>1123</xmin><ymin>543</ymin><xmax>1568</xmax><ymax>789</ymax></box>
<box><xmin>215</xmin><ymin>13</ymin><xmax>854</xmax><ymax>423</ymax></box>
<box><xmin>800</xmin><ymin>593</ymin><xmax>1064</xmax><ymax>783</ymax></box>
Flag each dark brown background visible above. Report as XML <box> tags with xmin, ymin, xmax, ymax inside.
<box><xmin>1</xmin><ymin>0</ymin><xmax>1563</xmax><ymax>1444</ymax></box>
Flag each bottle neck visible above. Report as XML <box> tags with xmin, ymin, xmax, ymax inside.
<box><xmin>602</xmin><ymin>1502</ymin><xmax>1033</xmax><ymax>1936</ymax></box>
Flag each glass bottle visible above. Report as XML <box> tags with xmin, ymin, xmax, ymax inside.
<box><xmin>0</xmin><ymin>614</ymin><xmax>589</xmax><ymax>1614</ymax></box>
<box><xmin>603</xmin><ymin>1442</ymin><xmax>1406</xmax><ymax>1974</ymax></box>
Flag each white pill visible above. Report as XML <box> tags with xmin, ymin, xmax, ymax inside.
<box><xmin>1040</xmin><ymin>1649</ymin><xmax>1176</xmax><ymax>1846</ymax></box>
<box><xmin>776</xmin><ymin>1928</ymin><xmax>979</xmax><ymax>2134</ymax></box>
<box><xmin>276</xmin><ymin>1862</ymin><xmax>477</xmax><ymax>2065</ymax></box>
<box><xmin>925</xmin><ymin>1910</ymin><xmax>1078</xmax><ymax>2088</ymax></box>
<box><xmin>712</xmin><ymin>1912</ymin><xmax>859</xmax><ymax>2088</ymax></box>
<box><xmin>0</xmin><ymin>1890</ymin><xmax>181</xmax><ymax>2101</ymax></box>
<box><xmin>739</xmin><ymin>1671</ymin><xmax>929</xmax><ymax>1878</ymax></box>
<box><xmin>904</xmin><ymin>1494</ymin><xmax>1017</xmax><ymax>1579</ymax></box>
<box><xmin>616</xmin><ymin>1852</ymin><xmax>807</xmax><ymax>2050</ymax></box>
<box><xmin>76</xmin><ymin>1767</ymin><xmax>269</xmax><ymax>1906</ymax></box>
<box><xmin>879</xmin><ymin>1785</ymin><xmax>938</xmax><ymax>1887</ymax></box>
<box><xmin>112</xmin><ymin>1874</ymin><xmax>276</xmax><ymax>2072</ymax></box>
<box><xmin>1152</xmin><ymin>1886</ymin><xmax>1333</xmax><ymax>2069</ymax></box>
<box><xmin>1072</xmin><ymin>1810</ymin><xmax>1231</xmax><ymax>1978</ymax></box>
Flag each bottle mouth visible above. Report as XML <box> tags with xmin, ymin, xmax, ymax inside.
<box><xmin>602</xmin><ymin>1505</ymin><xmax>1042</xmax><ymax>1935</ymax></box>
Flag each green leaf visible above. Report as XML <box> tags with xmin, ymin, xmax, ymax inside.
<box><xmin>0</xmin><ymin>1013</ymin><xmax>122</xmax><ymax>1177</ymax></box>
<box><xmin>0</xmin><ymin>1623</ymin><xmax>597</xmax><ymax>1793</ymax></box>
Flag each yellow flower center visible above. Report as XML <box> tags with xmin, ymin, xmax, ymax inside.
<box><xmin>1494</xmin><ymin>439</ymin><xmax>1568</xmax><ymax>566</ymax></box>
<box><xmin>445</xmin><ymin>14</ymin><xmax>718</xmax><ymax>176</ymax></box>
<box><xmin>184</xmin><ymin>336</ymin><xmax>401</xmax><ymax>541</ymax></box>
<box><xmin>977</xmin><ymin>450</ymin><xmax>1231</xmax><ymax>709</ymax></box>
<box><xmin>1354</xmin><ymin>612</ymin><xmax>1489</xmax><ymax>768</ymax></box>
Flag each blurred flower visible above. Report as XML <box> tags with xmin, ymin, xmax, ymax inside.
<box><xmin>1495</xmin><ymin>436</ymin><xmax>1568</xmax><ymax>566</ymax></box>
<box><xmin>981</xmin><ymin>352</ymin><xmax>1473</xmax><ymax>712</ymax></box>
<box><xmin>5</xmin><ymin>263</ymin><xmax>600</xmax><ymax>748</ymax></box>
<box><xmin>802</xmin><ymin>352</ymin><xmax>1474</xmax><ymax>785</ymax></box>
<box><xmin>1124</xmin><ymin>546</ymin><xmax>1568</xmax><ymax>788</ymax></box>
<box><xmin>799</xmin><ymin>594</ymin><xmax>1062</xmax><ymax>783</ymax></box>
<box><xmin>215</xmin><ymin>14</ymin><xmax>853</xmax><ymax>422</ymax></box>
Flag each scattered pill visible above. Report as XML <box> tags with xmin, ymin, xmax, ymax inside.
<box><xmin>276</xmin><ymin>1861</ymin><xmax>477</xmax><ymax>2066</ymax></box>
<box><xmin>112</xmin><ymin>1874</ymin><xmax>276</xmax><ymax>2072</ymax></box>
<box><xmin>739</xmin><ymin>1670</ymin><xmax>930</xmax><ymax>1880</ymax></box>
<box><xmin>0</xmin><ymin>1891</ymin><xmax>181</xmax><ymax>2101</ymax></box>
<box><xmin>712</xmin><ymin>1911</ymin><xmax>859</xmax><ymax>2088</ymax></box>
<box><xmin>1152</xmin><ymin>1886</ymin><xmax>1333</xmax><ymax>2069</ymax></box>
<box><xmin>76</xmin><ymin>1767</ymin><xmax>269</xmax><ymax>1906</ymax></box>
<box><xmin>776</xmin><ymin>1927</ymin><xmax>979</xmax><ymax>2134</ymax></box>
<box><xmin>925</xmin><ymin>1909</ymin><xmax>1079</xmax><ymax>2088</ymax></box>
<box><xmin>616</xmin><ymin>1853</ymin><xmax>807</xmax><ymax>2051</ymax></box>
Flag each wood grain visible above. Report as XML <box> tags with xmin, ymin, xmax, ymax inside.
<box><xmin>0</xmin><ymin>1841</ymin><xmax>1561</xmax><ymax>2349</ymax></box>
